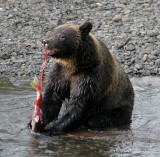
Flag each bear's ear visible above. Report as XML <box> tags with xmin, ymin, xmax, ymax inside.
<box><xmin>79</xmin><ymin>21</ymin><xmax>92</xmax><ymax>37</ymax></box>
<box><xmin>57</xmin><ymin>19</ymin><xmax>64</xmax><ymax>26</ymax></box>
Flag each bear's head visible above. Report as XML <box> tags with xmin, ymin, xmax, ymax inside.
<box><xmin>43</xmin><ymin>21</ymin><xmax>99</xmax><ymax>71</ymax></box>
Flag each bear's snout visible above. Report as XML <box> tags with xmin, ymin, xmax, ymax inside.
<box><xmin>42</xmin><ymin>40</ymin><xmax>50</xmax><ymax>48</ymax></box>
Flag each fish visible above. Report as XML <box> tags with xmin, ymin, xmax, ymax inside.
<box><xmin>28</xmin><ymin>49</ymin><xmax>48</xmax><ymax>132</ymax></box>
<box><xmin>29</xmin><ymin>76</ymin><xmax>43</xmax><ymax>132</ymax></box>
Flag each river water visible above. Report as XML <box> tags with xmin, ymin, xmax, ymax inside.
<box><xmin>0</xmin><ymin>77</ymin><xmax>160</xmax><ymax>157</ymax></box>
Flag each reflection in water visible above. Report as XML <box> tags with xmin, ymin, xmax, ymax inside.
<box><xmin>0</xmin><ymin>76</ymin><xmax>160</xmax><ymax>157</ymax></box>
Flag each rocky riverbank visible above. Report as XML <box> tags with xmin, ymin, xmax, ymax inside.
<box><xmin>1</xmin><ymin>0</ymin><xmax>160</xmax><ymax>84</ymax></box>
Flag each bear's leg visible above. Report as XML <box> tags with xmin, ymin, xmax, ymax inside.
<box><xmin>86</xmin><ymin>105</ymin><xmax>133</xmax><ymax>128</ymax></box>
<box><xmin>42</xmin><ymin>85</ymin><xmax>63</xmax><ymax>125</ymax></box>
<box><xmin>48</xmin><ymin>105</ymin><xmax>87</xmax><ymax>135</ymax></box>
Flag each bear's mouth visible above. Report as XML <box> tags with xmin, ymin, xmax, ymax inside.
<box><xmin>46</xmin><ymin>49</ymin><xmax>59</xmax><ymax>56</ymax></box>
<box><xmin>42</xmin><ymin>40</ymin><xmax>59</xmax><ymax>56</ymax></box>
<box><xmin>42</xmin><ymin>40</ymin><xmax>49</xmax><ymax>48</ymax></box>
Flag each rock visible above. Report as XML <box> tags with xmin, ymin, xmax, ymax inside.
<box><xmin>27</xmin><ymin>0</ymin><xmax>42</xmax><ymax>4</ymax></box>
<box><xmin>123</xmin><ymin>27</ymin><xmax>131</xmax><ymax>33</ymax></box>
<box><xmin>151</xmin><ymin>50</ymin><xmax>160</xmax><ymax>56</ymax></box>
<box><xmin>96</xmin><ymin>3</ymin><xmax>102</xmax><ymax>7</ymax></box>
<box><xmin>131</xmin><ymin>58</ymin><xmax>135</xmax><ymax>64</ymax></box>
<box><xmin>124</xmin><ymin>10</ymin><xmax>131</xmax><ymax>14</ymax></box>
<box><xmin>158</xmin><ymin>69</ymin><xmax>160</xmax><ymax>75</ymax></box>
<box><xmin>0</xmin><ymin>76</ymin><xmax>12</xmax><ymax>86</ymax></box>
<box><xmin>27</xmin><ymin>70</ymin><xmax>32</xmax><ymax>74</ymax></box>
<box><xmin>114</xmin><ymin>3</ymin><xmax>126</xmax><ymax>8</ymax></box>
<box><xmin>0</xmin><ymin>53</ymin><xmax>10</xmax><ymax>59</ymax></box>
<box><xmin>157</xmin><ymin>35</ymin><xmax>160</xmax><ymax>40</ymax></box>
<box><xmin>135</xmin><ymin>64</ymin><xmax>143</xmax><ymax>70</ymax></box>
<box><xmin>142</xmin><ymin>54</ymin><xmax>148</xmax><ymax>62</ymax></box>
<box><xmin>125</xmin><ymin>44</ymin><xmax>135</xmax><ymax>51</ymax></box>
<box><xmin>151</xmin><ymin>69</ymin><xmax>157</xmax><ymax>75</ymax></box>
<box><xmin>147</xmin><ymin>30</ymin><xmax>159</xmax><ymax>37</ymax></box>
<box><xmin>99</xmin><ymin>149</ymin><xmax>103</xmax><ymax>154</ymax></box>
<box><xmin>148</xmin><ymin>54</ymin><xmax>157</xmax><ymax>60</ymax></box>
<box><xmin>7</xmin><ymin>14</ymin><xmax>14</xmax><ymax>19</ymax></box>
<box><xmin>119</xmin><ymin>33</ymin><xmax>128</xmax><ymax>39</ymax></box>
<box><xmin>113</xmin><ymin>15</ymin><xmax>122</xmax><ymax>22</ymax></box>
<box><xmin>13</xmin><ymin>59</ymin><xmax>26</xmax><ymax>63</ymax></box>
<box><xmin>125</xmin><ymin>68</ymin><xmax>132</xmax><ymax>74</ymax></box>
<box><xmin>74</xmin><ymin>0</ymin><xmax>84</xmax><ymax>4</ymax></box>
<box><xmin>155</xmin><ymin>59</ymin><xmax>160</xmax><ymax>67</ymax></box>
<box><xmin>46</xmin><ymin>0</ymin><xmax>54</xmax><ymax>2</ymax></box>
<box><xmin>139</xmin><ymin>31</ymin><xmax>146</xmax><ymax>37</ymax></box>
<box><xmin>7</xmin><ymin>0</ymin><xmax>16</xmax><ymax>3</ymax></box>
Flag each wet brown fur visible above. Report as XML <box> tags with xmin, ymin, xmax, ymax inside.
<box><xmin>42</xmin><ymin>21</ymin><xmax>134</xmax><ymax>135</ymax></box>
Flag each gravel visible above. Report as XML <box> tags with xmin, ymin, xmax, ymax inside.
<box><xmin>0</xmin><ymin>0</ymin><xmax>160</xmax><ymax>84</ymax></box>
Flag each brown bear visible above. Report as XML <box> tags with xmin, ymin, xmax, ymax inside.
<box><xmin>41</xmin><ymin>21</ymin><xmax>134</xmax><ymax>135</ymax></box>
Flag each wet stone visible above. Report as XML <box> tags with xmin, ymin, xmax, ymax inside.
<box><xmin>125</xmin><ymin>68</ymin><xmax>132</xmax><ymax>74</ymax></box>
<box><xmin>147</xmin><ymin>30</ymin><xmax>159</xmax><ymax>37</ymax></box>
<box><xmin>27</xmin><ymin>0</ymin><xmax>42</xmax><ymax>4</ymax></box>
<box><xmin>96</xmin><ymin>3</ymin><xmax>102</xmax><ymax>7</ymax></box>
<box><xmin>0</xmin><ymin>53</ymin><xmax>10</xmax><ymax>59</ymax></box>
<box><xmin>142</xmin><ymin>54</ymin><xmax>148</xmax><ymax>62</ymax></box>
<box><xmin>148</xmin><ymin>55</ymin><xmax>157</xmax><ymax>60</ymax></box>
<box><xmin>113</xmin><ymin>15</ymin><xmax>122</xmax><ymax>22</ymax></box>
<box><xmin>13</xmin><ymin>59</ymin><xmax>26</xmax><ymax>63</ymax></box>
<box><xmin>157</xmin><ymin>35</ymin><xmax>160</xmax><ymax>40</ymax></box>
<box><xmin>151</xmin><ymin>69</ymin><xmax>157</xmax><ymax>75</ymax></box>
<box><xmin>124</xmin><ymin>10</ymin><xmax>131</xmax><ymax>14</ymax></box>
<box><xmin>135</xmin><ymin>64</ymin><xmax>143</xmax><ymax>70</ymax></box>
<box><xmin>125</xmin><ymin>44</ymin><xmax>135</xmax><ymax>51</ymax></box>
<box><xmin>151</xmin><ymin>50</ymin><xmax>160</xmax><ymax>56</ymax></box>
<box><xmin>74</xmin><ymin>0</ymin><xmax>84</xmax><ymax>4</ymax></box>
<box><xmin>155</xmin><ymin>59</ymin><xmax>160</xmax><ymax>67</ymax></box>
<box><xmin>114</xmin><ymin>3</ymin><xmax>126</xmax><ymax>8</ymax></box>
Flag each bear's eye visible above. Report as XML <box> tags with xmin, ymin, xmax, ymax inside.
<box><xmin>59</xmin><ymin>35</ymin><xmax>65</xmax><ymax>40</ymax></box>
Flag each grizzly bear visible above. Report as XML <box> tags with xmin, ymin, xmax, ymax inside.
<box><xmin>41</xmin><ymin>21</ymin><xmax>134</xmax><ymax>135</ymax></box>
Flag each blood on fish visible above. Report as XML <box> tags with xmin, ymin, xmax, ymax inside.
<box><xmin>28</xmin><ymin>49</ymin><xmax>48</xmax><ymax>132</ymax></box>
